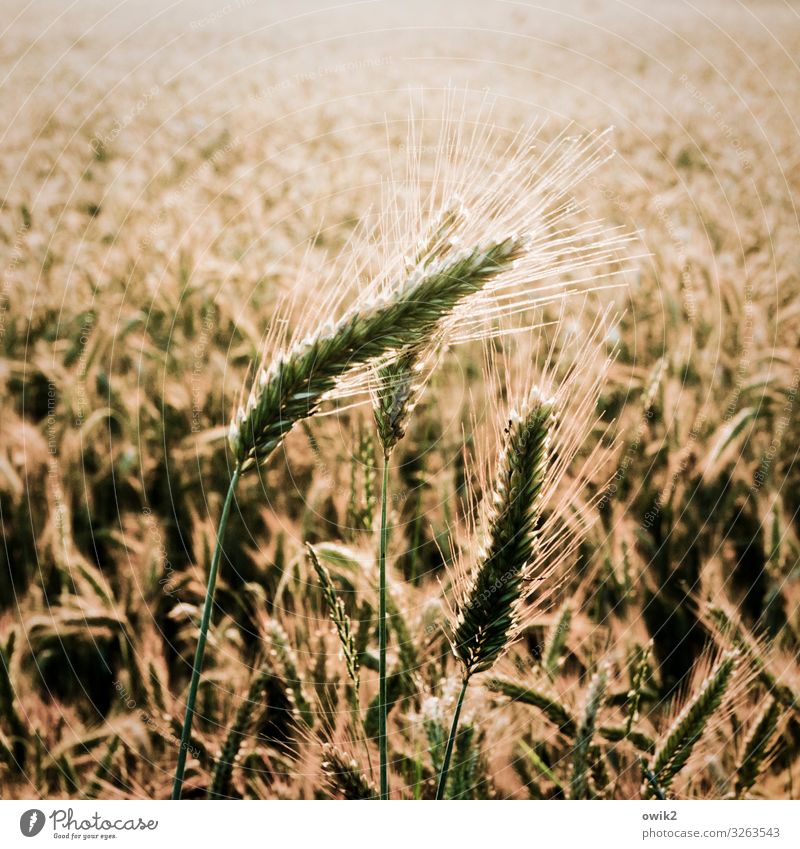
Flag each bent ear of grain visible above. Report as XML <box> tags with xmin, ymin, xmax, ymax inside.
<box><xmin>644</xmin><ymin>650</ymin><xmax>740</xmax><ymax>798</ymax></box>
<box><xmin>231</xmin><ymin>112</ymin><xmax>629</xmax><ymax>474</ymax></box>
<box><xmin>230</xmin><ymin>237</ymin><xmax>523</xmax><ymax>471</ymax></box>
<box><xmin>208</xmin><ymin>661</ymin><xmax>272</xmax><ymax>800</ymax></box>
<box><xmin>367</xmin><ymin>117</ymin><xmax>630</xmax><ymax>458</ymax></box>
<box><xmin>307</xmin><ymin>543</ymin><xmax>360</xmax><ymax>693</ymax></box>
<box><xmin>735</xmin><ymin>696</ymin><xmax>781</xmax><ymax>799</ymax></box>
<box><xmin>570</xmin><ymin>665</ymin><xmax>608</xmax><ymax>800</ymax></box>
<box><xmin>449</xmin><ymin>388</ymin><xmax>554</xmax><ymax>679</ymax></box>
<box><xmin>444</xmin><ymin>316</ymin><xmax>617</xmax><ymax>681</ymax></box>
<box><xmin>320</xmin><ymin>743</ymin><xmax>377</xmax><ymax>800</ymax></box>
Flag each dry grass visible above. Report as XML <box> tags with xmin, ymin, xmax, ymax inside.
<box><xmin>1</xmin><ymin>0</ymin><xmax>799</xmax><ymax>800</ymax></box>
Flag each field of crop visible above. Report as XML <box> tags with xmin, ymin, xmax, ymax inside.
<box><xmin>1</xmin><ymin>0</ymin><xmax>799</xmax><ymax>801</ymax></box>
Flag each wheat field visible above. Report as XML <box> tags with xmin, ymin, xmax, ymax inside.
<box><xmin>1</xmin><ymin>0</ymin><xmax>799</xmax><ymax>801</ymax></box>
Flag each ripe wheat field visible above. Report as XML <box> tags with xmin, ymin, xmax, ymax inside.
<box><xmin>1</xmin><ymin>0</ymin><xmax>799</xmax><ymax>800</ymax></box>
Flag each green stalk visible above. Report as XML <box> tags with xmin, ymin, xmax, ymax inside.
<box><xmin>378</xmin><ymin>455</ymin><xmax>390</xmax><ymax>799</ymax></box>
<box><xmin>435</xmin><ymin>678</ymin><xmax>469</xmax><ymax>800</ymax></box>
<box><xmin>172</xmin><ymin>464</ymin><xmax>242</xmax><ymax>800</ymax></box>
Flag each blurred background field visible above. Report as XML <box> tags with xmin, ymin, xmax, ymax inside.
<box><xmin>1</xmin><ymin>0</ymin><xmax>799</xmax><ymax>799</ymax></box>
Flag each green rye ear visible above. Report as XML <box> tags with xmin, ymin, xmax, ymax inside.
<box><xmin>451</xmin><ymin>391</ymin><xmax>553</xmax><ymax>679</ymax></box>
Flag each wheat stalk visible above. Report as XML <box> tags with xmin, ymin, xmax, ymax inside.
<box><xmin>230</xmin><ymin>237</ymin><xmax>523</xmax><ymax>471</ymax></box>
<box><xmin>366</xmin><ymin>239</ymin><xmax>521</xmax><ymax>798</ymax></box>
<box><xmin>363</xmin><ymin>119</ymin><xmax>626</xmax><ymax>799</ymax></box>
<box><xmin>172</xmin><ymin>237</ymin><xmax>524</xmax><ymax>799</ymax></box>
<box><xmin>321</xmin><ymin>743</ymin><xmax>377</xmax><ymax>800</ymax></box>
<box><xmin>449</xmin><ymin>390</ymin><xmax>554</xmax><ymax>679</ymax></box>
<box><xmin>171</xmin><ymin>464</ymin><xmax>242</xmax><ymax>799</ymax></box>
<box><xmin>375</xmin><ymin>453</ymin><xmax>391</xmax><ymax>798</ymax></box>
<box><xmin>307</xmin><ymin>544</ymin><xmax>360</xmax><ymax>694</ymax></box>
<box><xmin>703</xmin><ymin>603</ymin><xmax>799</xmax><ymax>712</ymax></box>
<box><xmin>172</xmin><ymin>107</ymin><xmax>625</xmax><ymax>799</ymax></box>
<box><xmin>570</xmin><ymin>666</ymin><xmax>608</xmax><ymax>799</ymax></box>
<box><xmin>432</xmin><ymin>316</ymin><xmax>615</xmax><ymax>798</ymax></box>
<box><xmin>542</xmin><ymin>603</ymin><xmax>573</xmax><ymax>679</ymax></box>
<box><xmin>645</xmin><ymin>650</ymin><xmax>738</xmax><ymax>797</ymax></box>
<box><xmin>366</xmin><ymin>239</ymin><xmax>520</xmax><ymax>798</ymax></box>
<box><xmin>208</xmin><ymin>664</ymin><xmax>271</xmax><ymax>799</ymax></box>
<box><xmin>734</xmin><ymin>696</ymin><xmax>780</xmax><ymax>798</ymax></box>
<box><xmin>598</xmin><ymin>725</ymin><xmax>655</xmax><ymax>754</ymax></box>
<box><xmin>624</xmin><ymin>643</ymin><xmax>652</xmax><ymax>736</ymax></box>
<box><xmin>486</xmin><ymin>677</ymin><xmax>575</xmax><ymax>734</ymax></box>
<box><xmin>434</xmin><ymin>389</ymin><xmax>553</xmax><ymax>798</ymax></box>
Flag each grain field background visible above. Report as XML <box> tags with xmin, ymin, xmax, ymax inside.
<box><xmin>1</xmin><ymin>0</ymin><xmax>799</xmax><ymax>800</ymax></box>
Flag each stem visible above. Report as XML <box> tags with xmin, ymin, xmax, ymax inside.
<box><xmin>378</xmin><ymin>454</ymin><xmax>390</xmax><ymax>799</ymax></box>
<box><xmin>171</xmin><ymin>464</ymin><xmax>241</xmax><ymax>800</ymax></box>
<box><xmin>349</xmin><ymin>684</ymin><xmax>374</xmax><ymax>781</ymax></box>
<box><xmin>435</xmin><ymin>678</ymin><xmax>469</xmax><ymax>800</ymax></box>
<box><xmin>640</xmin><ymin>758</ymin><xmax>667</xmax><ymax>800</ymax></box>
